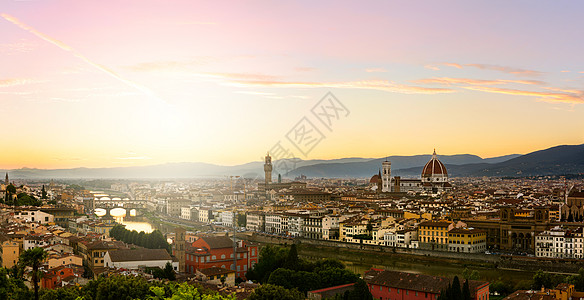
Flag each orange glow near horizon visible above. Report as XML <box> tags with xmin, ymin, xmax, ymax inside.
<box><xmin>1</xmin><ymin>1</ymin><xmax>584</xmax><ymax>169</ymax></box>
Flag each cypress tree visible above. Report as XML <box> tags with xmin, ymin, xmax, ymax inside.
<box><xmin>462</xmin><ymin>279</ymin><xmax>472</xmax><ymax>300</ymax></box>
<box><xmin>452</xmin><ymin>276</ymin><xmax>463</xmax><ymax>300</ymax></box>
<box><xmin>284</xmin><ymin>244</ymin><xmax>299</xmax><ymax>270</ymax></box>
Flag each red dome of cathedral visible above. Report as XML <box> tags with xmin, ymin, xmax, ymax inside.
<box><xmin>421</xmin><ymin>149</ymin><xmax>448</xmax><ymax>177</ymax></box>
<box><xmin>370</xmin><ymin>174</ymin><xmax>380</xmax><ymax>183</ymax></box>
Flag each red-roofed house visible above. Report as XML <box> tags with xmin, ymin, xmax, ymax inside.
<box><xmin>183</xmin><ymin>236</ymin><xmax>257</xmax><ymax>279</ymax></box>
<box><xmin>364</xmin><ymin>269</ymin><xmax>489</xmax><ymax>300</ymax></box>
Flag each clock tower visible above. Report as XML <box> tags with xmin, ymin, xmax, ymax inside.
<box><xmin>264</xmin><ymin>152</ymin><xmax>273</xmax><ymax>185</ymax></box>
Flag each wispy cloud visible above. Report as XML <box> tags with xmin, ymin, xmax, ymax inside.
<box><xmin>234</xmin><ymin>91</ymin><xmax>276</xmax><ymax>96</ymax></box>
<box><xmin>207</xmin><ymin>72</ymin><xmax>281</xmax><ymax>81</ymax></box>
<box><xmin>172</xmin><ymin>21</ymin><xmax>217</xmax><ymax>26</ymax></box>
<box><xmin>464</xmin><ymin>64</ymin><xmax>542</xmax><ymax>76</ymax></box>
<box><xmin>414</xmin><ymin>77</ymin><xmax>544</xmax><ymax>86</ymax></box>
<box><xmin>464</xmin><ymin>86</ymin><xmax>584</xmax><ymax>104</ymax></box>
<box><xmin>0</xmin><ymin>39</ymin><xmax>36</xmax><ymax>54</ymax></box>
<box><xmin>295</xmin><ymin>67</ymin><xmax>316</xmax><ymax>72</ymax></box>
<box><xmin>0</xmin><ymin>78</ymin><xmax>34</xmax><ymax>87</ymax></box>
<box><xmin>221</xmin><ymin>77</ymin><xmax>453</xmax><ymax>94</ymax></box>
<box><xmin>424</xmin><ymin>62</ymin><xmax>542</xmax><ymax>76</ymax></box>
<box><xmin>443</xmin><ymin>63</ymin><xmax>463</xmax><ymax>69</ymax></box>
<box><xmin>115</xmin><ymin>156</ymin><xmax>152</xmax><ymax>160</ymax></box>
<box><xmin>0</xmin><ymin>13</ymin><xmax>162</xmax><ymax>102</ymax></box>
<box><xmin>125</xmin><ymin>57</ymin><xmax>217</xmax><ymax>72</ymax></box>
<box><xmin>365</xmin><ymin>68</ymin><xmax>387</xmax><ymax>73</ymax></box>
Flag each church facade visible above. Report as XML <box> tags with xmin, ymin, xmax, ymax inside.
<box><xmin>372</xmin><ymin>150</ymin><xmax>452</xmax><ymax>194</ymax></box>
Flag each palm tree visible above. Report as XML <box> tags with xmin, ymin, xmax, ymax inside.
<box><xmin>19</xmin><ymin>247</ymin><xmax>47</xmax><ymax>300</ymax></box>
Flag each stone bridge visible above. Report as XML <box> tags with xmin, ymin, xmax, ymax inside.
<box><xmin>93</xmin><ymin>196</ymin><xmax>147</xmax><ymax>216</ymax></box>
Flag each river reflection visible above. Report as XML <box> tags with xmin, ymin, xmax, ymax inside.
<box><xmin>120</xmin><ymin>220</ymin><xmax>154</xmax><ymax>233</ymax></box>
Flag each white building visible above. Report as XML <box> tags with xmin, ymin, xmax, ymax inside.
<box><xmin>536</xmin><ymin>226</ymin><xmax>584</xmax><ymax>259</ymax></box>
<box><xmin>322</xmin><ymin>215</ymin><xmax>346</xmax><ymax>240</ymax></box>
<box><xmin>220</xmin><ymin>211</ymin><xmax>235</xmax><ymax>227</ymax></box>
<box><xmin>396</xmin><ymin>229</ymin><xmax>418</xmax><ymax>248</ymax></box>
<box><xmin>104</xmin><ymin>249</ymin><xmax>179</xmax><ymax>271</ymax></box>
<box><xmin>286</xmin><ymin>214</ymin><xmax>304</xmax><ymax>237</ymax></box>
<box><xmin>198</xmin><ymin>207</ymin><xmax>212</xmax><ymax>223</ymax></box>
<box><xmin>14</xmin><ymin>210</ymin><xmax>54</xmax><ymax>224</ymax></box>
<box><xmin>180</xmin><ymin>207</ymin><xmax>192</xmax><ymax>220</ymax></box>
<box><xmin>23</xmin><ymin>236</ymin><xmax>51</xmax><ymax>250</ymax></box>
<box><xmin>265</xmin><ymin>213</ymin><xmax>282</xmax><ymax>234</ymax></box>
<box><xmin>246</xmin><ymin>211</ymin><xmax>265</xmax><ymax>232</ymax></box>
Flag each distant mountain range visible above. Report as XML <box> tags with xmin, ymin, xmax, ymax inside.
<box><xmin>2</xmin><ymin>144</ymin><xmax>583</xmax><ymax>179</ymax></box>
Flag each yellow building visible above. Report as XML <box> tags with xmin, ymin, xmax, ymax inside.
<box><xmin>78</xmin><ymin>240</ymin><xmax>127</xmax><ymax>271</ymax></box>
<box><xmin>1</xmin><ymin>240</ymin><xmax>21</xmax><ymax>268</ymax></box>
<box><xmin>418</xmin><ymin>220</ymin><xmax>452</xmax><ymax>251</ymax></box>
<box><xmin>447</xmin><ymin>228</ymin><xmax>487</xmax><ymax>253</ymax></box>
<box><xmin>47</xmin><ymin>254</ymin><xmax>83</xmax><ymax>269</ymax></box>
<box><xmin>196</xmin><ymin>267</ymin><xmax>236</xmax><ymax>287</ymax></box>
<box><xmin>339</xmin><ymin>222</ymin><xmax>368</xmax><ymax>242</ymax></box>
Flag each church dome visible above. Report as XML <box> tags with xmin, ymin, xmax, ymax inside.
<box><xmin>370</xmin><ymin>174</ymin><xmax>380</xmax><ymax>183</ymax></box>
<box><xmin>422</xmin><ymin>149</ymin><xmax>448</xmax><ymax>177</ymax></box>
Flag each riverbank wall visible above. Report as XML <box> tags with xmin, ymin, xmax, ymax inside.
<box><xmin>245</xmin><ymin>233</ymin><xmax>582</xmax><ymax>274</ymax></box>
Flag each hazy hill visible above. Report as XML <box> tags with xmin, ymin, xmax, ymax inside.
<box><xmin>286</xmin><ymin>154</ymin><xmax>521</xmax><ymax>178</ymax></box>
<box><xmin>395</xmin><ymin>144</ymin><xmax>584</xmax><ymax>177</ymax></box>
<box><xmin>3</xmin><ymin>144</ymin><xmax>582</xmax><ymax>179</ymax></box>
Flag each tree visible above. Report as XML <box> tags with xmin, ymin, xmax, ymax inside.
<box><xmin>366</xmin><ymin>222</ymin><xmax>373</xmax><ymax>233</ymax></box>
<box><xmin>451</xmin><ymin>276</ymin><xmax>463</xmax><ymax>300</ymax></box>
<box><xmin>163</xmin><ymin>262</ymin><xmax>176</xmax><ymax>281</ymax></box>
<box><xmin>284</xmin><ymin>244</ymin><xmax>299</xmax><ymax>270</ymax></box>
<box><xmin>247</xmin><ymin>245</ymin><xmax>288</xmax><ymax>283</ymax></box>
<box><xmin>19</xmin><ymin>247</ymin><xmax>48</xmax><ymax>300</ymax></box>
<box><xmin>39</xmin><ymin>287</ymin><xmax>80</xmax><ymax>300</ymax></box>
<box><xmin>237</xmin><ymin>214</ymin><xmax>247</xmax><ymax>228</ymax></box>
<box><xmin>462</xmin><ymin>279</ymin><xmax>472</xmax><ymax>300</ymax></box>
<box><xmin>41</xmin><ymin>185</ymin><xmax>47</xmax><ymax>199</ymax></box>
<box><xmin>462</xmin><ymin>267</ymin><xmax>480</xmax><ymax>280</ymax></box>
<box><xmin>247</xmin><ymin>284</ymin><xmax>303</xmax><ymax>300</ymax></box>
<box><xmin>0</xmin><ymin>267</ymin><xmax>31</xmax><ymax>300</ymax></box>
<box><xmin>490</xmin><ymin>280</ymin><xmax>513</xmax><ymax>297</ymax></box>
<box><xmin>566</xmin><ymin>268</ymin><xmax>584</xmax><ymax>291</ymax></box>
<box><xmin>531</xmin><ymin>270</ymin><xmax>565</xmax><ymax>290</ymax></box>
<box><xmin>345</xmin><ymin>279</ymin><xmax>373</xmax><ymax>300</ymax></box>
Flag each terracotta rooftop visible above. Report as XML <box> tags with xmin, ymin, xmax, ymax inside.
<box><xmin>107</xmin><ymin>248</ymin><xmax>171</xmax><ymax>262</ymax></box>
<box><xmin>364</xmin><ymin>269</ymin><xmax>488</xmax><ymax>295</ymax></box>
<box><xmin>199</xmin><ymin>236</ymin><xmax>234</xmax><ymax>249</ymax></box>
<box><xmin>197</xmin><ymin>266</ymin><xmax>235</xmax><ymax>277</ymax></box>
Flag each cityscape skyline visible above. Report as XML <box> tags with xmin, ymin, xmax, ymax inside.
<box><xmin>1</xmin><ymin>1</ymin><xmax>584</xmax><ymax>169</ymax></box>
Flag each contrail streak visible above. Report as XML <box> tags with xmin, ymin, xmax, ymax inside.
<box><xmin>1</xmin><ymin>13</ymin><xmax>163</xmax><ymax>103</ymax></box>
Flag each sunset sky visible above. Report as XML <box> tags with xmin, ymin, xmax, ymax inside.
<box><xmin>1</xmin><ymin>1</ymin><xmax>583</xmax><ymax>169</ymax></box>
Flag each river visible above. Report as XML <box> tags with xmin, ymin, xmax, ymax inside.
<box><xmin>300</xmin><ymin>248</ymin><xmax>535</xmax><ymax>285</ymax></box>
<box><xmin>95</xmin><ymin>208</ymin><xmax>154</xmax><ymax>233</ymax></box>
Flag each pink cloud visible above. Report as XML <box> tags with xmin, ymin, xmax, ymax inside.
<box><xmin>414</xmin><ymin>77</ymin><xmax>544</xmax><ymax>86</ymax></box>
<box><xmin>464</xmin><ymin>86</ymin><xmax>584</xmax><ymax>104</ymax></box>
